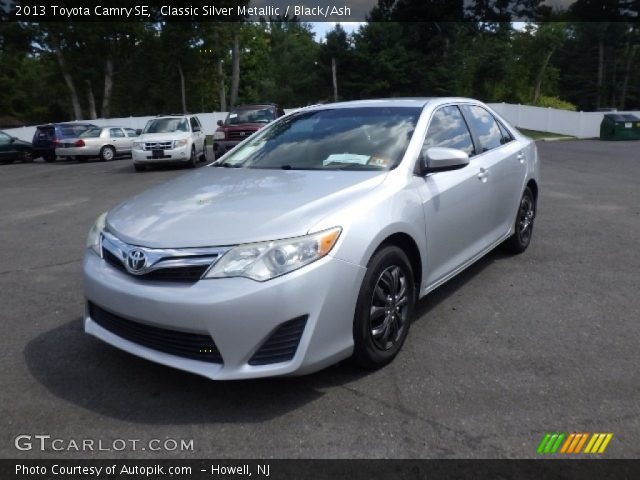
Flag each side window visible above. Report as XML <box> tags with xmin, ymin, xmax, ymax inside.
<box><xmin>497</xmin><ymin>120</ymin><xmax>514</xmax><ymax>144</ymax></box>
<box><xmin>125</xmin><ymin>128</ymin><xmax>137</xmax><ymax>137</ymax></box>
<box><xmin>190</xmin><ymin>117</ymin><xmax>200</xmax><ymax>131</ymax></box>
<box><xmin>466</xmin><ymin>106</ymin><xmax>503</xmax><ymax>152</ymax></box>
<box><xmin>423</xmin><ymin>106</ymin><xmax>475</xmax><ymax>156</ymax></box>
<box><xmin>110</xmin><ymin>128</ymin><xmax>125</xmax><ymax>138</ymax></box>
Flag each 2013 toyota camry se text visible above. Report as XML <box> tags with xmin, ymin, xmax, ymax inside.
<box><xmin>83</xmin><ymin>98</ymin><xmax>539</xmax><ymax>380</ymax></box>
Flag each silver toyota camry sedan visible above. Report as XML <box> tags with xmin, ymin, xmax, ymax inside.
<box><xmin>83</xmin><ymin>98</ymin><xmax>539</xmax><ymax>380</ymax></box>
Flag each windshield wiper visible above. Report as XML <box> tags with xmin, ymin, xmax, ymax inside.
<box><xmin>335</xmin><ymin>164</ymin><xmax>385</xmax><ymax>171</ymax></box>
<box><xmin>277</xmin><ymin>165</ymin><xmax>325</xmax><ymax>170</ymax></box>
<box><xmin>214</xmin><ymin>162</ymin><xmax>242</xmax><ymax>168</ymax></box>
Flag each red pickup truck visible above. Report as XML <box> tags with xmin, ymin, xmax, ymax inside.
<box><xmin>213</xmin><ymin>103</ymin><xmax>285</xmax><ymax>159</ymax></box>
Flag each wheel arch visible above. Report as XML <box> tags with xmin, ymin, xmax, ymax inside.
<box><xmin>372</xmin><ymin>232</ymin><xmax>423</xmax><ymax>292</ymax></box>
<box><xmin>526</xmin><ymin>178</ymin><xmax>538</xmax><ymax>202</ymax></box>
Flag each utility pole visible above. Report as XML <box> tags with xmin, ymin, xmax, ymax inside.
<box><xmin>331</xmin><ymin>57</ymin><xmax>338</xmax><ymax>102</ymax></box>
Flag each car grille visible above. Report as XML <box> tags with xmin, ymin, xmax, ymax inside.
<box><xmin>143</xmin><ymin>141</ymin><xmax>173</xmax><ymax>150</ymax></box>
<box><xmin>249</xmin><ymin>316</ymin><xmax>308</xmax><ymax>366</ymax></box>
<box><xmin>227</xmin><ymin>130</ymin><xmax>254</xmax><ymax>141</ymax></box>
<box><xmin>102</xmin><ymin>248</ymin><xmax>210</xmax><ymax>283</ymax></box>
<box><xmin>88</xmin><ymin>302</ymin><xmax>223</xmax><ymax>364</ymax></box>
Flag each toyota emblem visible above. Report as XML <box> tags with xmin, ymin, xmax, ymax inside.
<box><xmin>126</xmin><ymin>248</ymin><xmax>147</xmax><ymax>273</ymax></box>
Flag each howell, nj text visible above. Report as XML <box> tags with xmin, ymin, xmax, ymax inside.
<box><xmin>207</xmin><ymin>464</ymin><xmax>271</xmax><ymax>477</ymax></box>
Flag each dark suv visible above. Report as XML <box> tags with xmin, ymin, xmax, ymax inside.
<box><xmin>32</xmin><ymin>123</ymin><xmax>97</xmax><ymax>162</ymax></box>
<box><xmin>213</xmin><ymin>104</ymin><xmax>284</xmax><ymax>158</ymax></box>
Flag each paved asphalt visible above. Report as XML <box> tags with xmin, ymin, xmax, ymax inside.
<box><xmin>1</xmin><ymin>141</ymin><xmax>639</xmax><ymax>459</ymax></box>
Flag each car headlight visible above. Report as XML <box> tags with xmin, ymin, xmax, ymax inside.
<box><xmin>205</xmin><ymin>227</ymin><xmax>341</xmax><ymax>281</ymax></box>
<box><xmin>133</xmin><ymin>141</ymin><xmax>145</xmax><ymax>150</ymax></box>
<box><xmin>86</xmin><ymin>212</ymin><xmax>107</xmax><ymax>257</ymax></box>
<box><xmin>173</xmin><ymin>139</ymin><xmax>188</xmax><ymax>148</ymax></box>
<box><xmin>213</xmin><ymin>131</ymin><xmax>225</xmax><ymax>140</ymax></box>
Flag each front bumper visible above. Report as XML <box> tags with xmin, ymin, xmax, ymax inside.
<box><xmin>132</xmin><ymin>145</ymin><xmax>190</xmax><ymax>164</ymax></box>
<box><xmin>213</xmin><ymin>140</ymin><xmax>240</xmax><ymax>157</ymax></box>
<box><xmin>83</xmin><ymin>251</ymin><xmax>365</xmax><ymax>380</ymax></box>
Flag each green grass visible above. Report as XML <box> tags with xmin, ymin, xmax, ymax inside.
<box><xmin>517</xmin><ymin>129</ymin><xmax>574</xmax><ymax>140</ymax></box>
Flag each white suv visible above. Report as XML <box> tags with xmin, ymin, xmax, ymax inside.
<box><xmin>132</xmin><ymin>115</ymin><xmax>206</xmax><ymax>171</ymax></box>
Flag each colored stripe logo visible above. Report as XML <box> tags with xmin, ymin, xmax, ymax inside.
<box><xmin>537</xmin><ymin>433</ymin><xmax>613</xmax><ymax>455</ymax></box>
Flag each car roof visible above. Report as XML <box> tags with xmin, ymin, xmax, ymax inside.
<box><xmin>302</xmin><ymin>98</ymin><xmax>480</xmax><ymax>111</ymax></box>
<box><xmin>36</xmin><ymin>122</ymin><xmax>97</xmax><ymax>128</ymax></box>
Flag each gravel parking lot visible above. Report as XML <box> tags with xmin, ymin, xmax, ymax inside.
<box><xmin>1</xmin><ymin>141</ymin><xmax>639</xmax><ymax>459</ymax></box>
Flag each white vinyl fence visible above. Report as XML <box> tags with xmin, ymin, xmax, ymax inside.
<box><xmin>4</xmin><ymin>105</ymin><xmax>639</xmax><ymax>142</ymax></box>
<box><xmin>488</xmin><ymin>103</ymin><xmax>640</xmax><ymax>139</ymax></box>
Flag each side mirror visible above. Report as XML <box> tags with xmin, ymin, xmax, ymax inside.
<box><xmin>10</xmin><ymin>137</ymin><xmax>17</xmax><ymax>143</ymax></box>
<box><xmin>217</xmin><ymin>120</ymin><xmax>224</xmax><ymax>127</ymax></box>
<box><xmin>193</xmin><ymin>126</ymin><xmax>201</xmax><ymax>132</ymax></box>
<box><xmin>135</xmin><ymin>129</ymin><xmax>142</xmax><ymax>136</ymax></box>
<box><xmin>419</xmin><ymin>147</ymin><xmax>470</xmax><ymax>175</ymax></box>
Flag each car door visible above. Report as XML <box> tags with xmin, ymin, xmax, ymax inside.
<box><xmin>413</xmin><ymin>105</ymin><xmax>496</xmax><ymax>287</ymax></box>
<box><xmin>461</xmin><ymin>105</ymin><xmax>524</xmax><ymax>241</ymax></box>
<box><xmin>0</xmin><ymin>132</ymin><xmax>14</xmax><ymax>162</ymax></box>
<box><xmin>117</xmin><ymin>128</ymin><xmax>134</xmax><ymax>152</ymax></box>
<box><xmin>190</xmin><ymin>117</ymin><xmax>204</xmax><ymax>154</ymax></box>
<box><xmin>109</xmin><ymin>128</ymin><xmax>128</xmax><ymax>154</ymax></box>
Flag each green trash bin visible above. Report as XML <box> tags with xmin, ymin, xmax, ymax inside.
<box><xmin>600</xmin><ymin>113</ymin><xmax>640</xmax><ymax>141</ymax></box>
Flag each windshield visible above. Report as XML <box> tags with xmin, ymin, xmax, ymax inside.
<box><xmin>226</xmin><ymin>107</ymin><xmax>275</xmax><ymax>125</ymax></box>
<box><xmin>143</xmin><ymin>118</ymin><xmax>189</xmax><ymax>134</ymax></box>
<box><xmin>217</xmin><ymin>107</ymin><xmax>421</xmax><ymax>171</ymax></box>
<box><xmin>80</xmin><ymin>128</ymin><xmax>103</xmax><ymax>138</ymax></box>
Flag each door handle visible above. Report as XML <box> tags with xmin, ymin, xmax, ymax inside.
<box><xmin>477</xmin><ymin>167</ymin><xmax>489</xmax><ymax>182</ymax></box>
<box><xmin>517</xmin><ymin>152</ymin><xmax>525</xmax><ymax>164</ymax></box>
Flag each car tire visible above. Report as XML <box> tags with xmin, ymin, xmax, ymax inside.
<box><xmin>21</xmin><ymin>151</ymin><xmax>34</xmax><ymax>163</ymax></box>
<box><xmin>352</xmin><ymin>245</ymin><xmax>415</xmax><ymax>369</ymax></box>
<box><xmin>200</xmin><ymin>141</ymin><xmax>207</xmax><ymax>162</ymax></box>
<box><xmin>100</xmin><ymin>146</ymin><xmax>115</xmax><ymax>162</ymax></box>
<box><xmin>134</xmin><ymin>163</ymin><xmax>145</xmax><ymax>172</ymax></box>
<box><xmin>502</xmin><ymin>186</ymin><xmax>536</xmax><ymax>254</ymax></box>
<box><xmin>188</xmin><ymin>146</ymin><xmax>197</xmax><ymax>168</ymax></box>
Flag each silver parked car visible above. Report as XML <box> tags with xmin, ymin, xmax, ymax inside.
<box><xmin>56</xmin><ymin>126</ymin><xmax>137</xmax><ymax>162</ymax></box>
<box><xmin>83</xmin><ymin>98</ymin><xmax>539</xmax><ymax>380</ymax></box>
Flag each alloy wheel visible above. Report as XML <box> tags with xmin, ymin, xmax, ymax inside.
<box><xmin>517</xmin><ymin>194</ymin><xmax>535</xmax><ymax>244</ymax></box>
<box><xmin>369</xmin><ymin>265</ymin><xmax>409</xmax><ymax>351</ymax></box>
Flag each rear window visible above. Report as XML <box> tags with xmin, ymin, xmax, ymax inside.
<box><xmin>35</xmin><ymin>127</ymin><xmax>55</xmax><ymax>139</ymax></box>
<box><xmin>59</xmin><ymin>125</ymin><xmax>94</xmax><ymax>138</ymax></box>
<box><xmin>81</xmin><ymin>128</ymin><xmax>103</xmax><ymax>138</ymax></box>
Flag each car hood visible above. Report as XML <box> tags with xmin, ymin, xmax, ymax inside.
<box><xmin>106</xmin><ymin>167</ymin><xmax>387</xmax><ymax>248</ymax></box>
<box><xmin>223</xmin><ymin>123</ymin><xmax>267</xmax><ymax>131</ymax></box>
<box><xmin>138</xmin><ymin>132</ymin><xmax>190</xmax><ymax>141</ymax></box>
